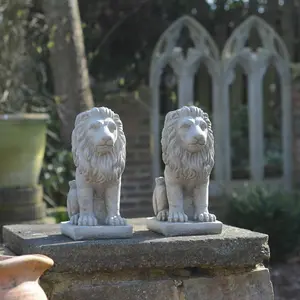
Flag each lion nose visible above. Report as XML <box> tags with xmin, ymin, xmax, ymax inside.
<box><xmin>194</xmin><ymin>135</ymin><xmax>205</xmax><ymax>144</ymax></box>
<box><xmin>99</xmin><ymin>136</ymin><xmax>113</xmax><ymax>146</ymax></box>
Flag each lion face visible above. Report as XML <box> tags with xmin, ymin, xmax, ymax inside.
<box><xmin>161</xmin><ymin>106</ymin><xmax>214</xmax><ymax>180</ymax></box>
<box><xmin>72</xmin><ymin>106</ymin><xmax>126</xmax><ymax>183</ymax></box>
<box><xmin>87</xmin><ymin>116</ymin><xmax>118</xmax><ymax>154</ymax></box>
<box><xmin>177</xmin><ymin>116</ymin><xmax>208</xmax><ymax>153</ymax></box>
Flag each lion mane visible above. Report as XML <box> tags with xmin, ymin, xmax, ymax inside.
<box><xmin>161</xmin><ymin>106</ymin><xmax>214</xmax><ymax>181</ymax></box>
<box><xmin>71</xmin><ymin>107</ymin><xmax>126</xmax><ymax>183</ymax></box>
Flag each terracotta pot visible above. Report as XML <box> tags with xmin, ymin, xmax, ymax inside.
<box><xmin>0</xmin><ymin>254</ymin><xmax>54</xmax><ymax>300</ymax></box>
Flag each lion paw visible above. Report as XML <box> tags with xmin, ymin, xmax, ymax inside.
<box><xmin>78</xmin><ymin>213</ymin><xmax>98</xmax><ymax>226</ymax></box>
<box><xmin>70</xmin><ymin>213</ymin><xmax>79</xmax><ymax>225</ymax></box>
<box><xmin>168</xmin><ymin>211</ymin><xmax>188</xmax><ymax>223</ymax></box>
<box><xmin>194</xmin><ymin>212</ymin><xmax>216</xmax><ymax>222</ymax></box>
<box><xmin>156</xmin><ymin>209</ymin><xmax>169</xmax><ymax>221</ymax></box>
<box><xmin>106</xmin><ymin>215</ymin><xmax>127</xmax><ymax>226</ymax></box>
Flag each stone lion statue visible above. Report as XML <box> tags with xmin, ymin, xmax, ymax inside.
<box><xmin>67</xmin><ymin>107</ymin><xmax>127</xmax><ymax>226</ymax></box>
<box><xmin>152</xmin><ymin>106</ymin><xmax>216</xmax><ymax>223</ymax></box>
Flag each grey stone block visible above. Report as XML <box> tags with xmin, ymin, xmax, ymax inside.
<box><xmin>44</xmin><ymin>268</ymin><xmax>273</xmax><ymax>300</ymax></box>
<box><xmin>51</xmin><ymin>280</ymin><xmax>180</xmax><ymax>300</ymax></box>
<box><xmin>3</xmin><ymin>218</ymin><xmax>269</xmax><ymax>273</ymax></box>
<box><xmin>183</xmin><ymin>268</ymin><xmax>274</xmax><ymax>300</ymax></box>
<box><xmin>0</xmin><ymin>244</ymin><xmax>15</xmax><ymax>256</ymax></box>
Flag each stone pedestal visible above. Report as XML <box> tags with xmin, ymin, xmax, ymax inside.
<box><xmin>0</xmin><ymin>185</ymin><xmax>48</xmax><ymax>242</ymax></box>
<box><xmin>60</xmin><ymin>221</ymin><xmax>133</xmax><ymax>240</ymax></box>
<box><xmin>147</xmin><ymin>217</ymin><xmax>222</xmax><ymax>236</ymax></box>
<box><xmin>2</xmin><ymin>218</ymin><xmax>274</xmax><ymax>300</ymax></box>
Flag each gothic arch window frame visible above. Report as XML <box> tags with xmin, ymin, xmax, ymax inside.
<box><xmin>220</xmin><ymin>15</ymin><xmax>292</xmax><ymax>190</ymax></box>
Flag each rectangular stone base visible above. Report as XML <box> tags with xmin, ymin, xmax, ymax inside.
<box><xmin>60</xmin><ymin>221</ymin><xmax>133</xmax><ymax>240</ymax></box>
<box><xmin>3</xmin><ymin>219</ymin><xmax>273</xmax><ymax>300</ymax></box>
<box><xmin>146</xmin><ymin>217</ymin><xmax>222</xmax><ymax>237</ymax></box>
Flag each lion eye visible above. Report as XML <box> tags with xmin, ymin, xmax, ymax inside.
<box><xmin>108</xmin><ymin>122</ymin><xmax>116</xmax><ymax>132</ymax></box>
<box><xmin>200</xmin><ymin>122</ymin><xmax>207</xmax><ymax>130</ymax></box>
<box><xmin>90</xmin><ymin>122</ymin><xmax>100</xmax><ymax>130</ymax></box>
<box><xmin>181</xmin><ymin>123</ymin><xmax>191</xmax><ymax>129</ymax></box>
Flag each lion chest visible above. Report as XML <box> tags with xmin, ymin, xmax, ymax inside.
<box><xmin>165</xmin><ymin>167</ymin><xmax>207</xmax><ymax>186</ymax></box>
<box><xmin>91</xmin><ymin>183</ymin><xmax>108</xmax><ymax>223</ymax></box>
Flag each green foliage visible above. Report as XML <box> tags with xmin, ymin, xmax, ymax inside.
<box><xmin>225</xmin><ymin>185</ymin><xmax>300</xmax><ymax>263</ymax></box>
<box><xmin>41</xmin><ymin>109</ymin><xmax>75</xmax><ymax>207</ymax></box>
<box><xmin>47</xmin><ymin>206</ymin><xmax>69</xmax><ymax>223</ymax></box>
<box><xmin>0</xmin><ymin>1</ymin><xmax>49</xmax><ymax>113</ymax></box>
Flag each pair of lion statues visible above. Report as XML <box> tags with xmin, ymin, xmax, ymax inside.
<box><xmin>67</xmin><ymin>105</ymin><xmax>216</xmax><ymax>227</ymax></box>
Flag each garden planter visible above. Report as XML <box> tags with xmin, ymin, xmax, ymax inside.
<box><xmin>0</xmin><ymin>114</ymin><xmax>49</xmax><ymax>240</ymax></box>
<box><xmin>0</xmin><ymin>254</ymin><xmax>53</xmax><ymax>300</ymax></box>
<box><xmin>0</xmin><ymin>114</ymin><xmax>49</xmax><ymax>188</ymax></box>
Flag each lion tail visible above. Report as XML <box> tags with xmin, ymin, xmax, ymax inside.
<box><xmin>152</xmin><ymin>177</ymin><xmax>168</xmax><ymax>216</ymax></box>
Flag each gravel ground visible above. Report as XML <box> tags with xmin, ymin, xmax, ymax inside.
<box><xmin>271</xmin><ymin>261</ymin><xmax>300</xmax><ymax>300</ymax></box>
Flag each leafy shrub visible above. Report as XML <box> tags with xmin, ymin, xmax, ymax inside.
<box><xmin>47</xmin><ymin>206</ymin><xmax>69</xmax><ymax>223</ymax></box>
<box><xmin>225</xmin><ymin>185</ymin><xmax>300</xmax><ymax>263</ymax></box>
<box><xmin>41</xmin><ymin>109</ymin><xmax>75</xmax><ymax>207</ymax></box>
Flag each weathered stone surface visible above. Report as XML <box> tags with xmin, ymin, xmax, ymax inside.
<box><xmin>0</xmin><ymin>244</ymin><xmax>15</xmax><ymax>256</ymax></box>
<box><xmin>41</xmin><ymin>267</ymin><xmax>273</xmax><ymax>300</ymax></box>
<box><xmin>147</xmin><ymin>217</ymin><xmax>222</xmax><ymax>236</ymax></box>
<box><xmin>50</xmin><ymin>280</ymin><xmax>180</xmax><ymax>300</ymax></box>
<box><xmin>3</xmin><ymin>218</ymin><xmax>269</xmax><ymax>273</ymax></box>
<box><xmin>0</xmin><ymin>217</ymin><xmax>55</xmax><ymax>243</ymax></box>
<box><xmin>183</xmin><ymin>268</ymin><xmax>274</xmax><ymax>300</ymax></box>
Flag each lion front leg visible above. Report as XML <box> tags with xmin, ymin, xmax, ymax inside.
<box><xmin>193</xmin><ymin>181</ymin><xmax>216</xmax><ymax>222</ymax></box>
<box><xmin>76</xmin><ymin>169</ymin><xmax>98</xmax><ymax>226</ymax></box>
<box><xmin>105</xmin><ymin>180</ymin><xmax>127</xmax><ymax>226</ymax></box>
<box><xmin>165</xmin><ymin>180</ymin><xmax>188</xmax><ymax>223</ymax></box>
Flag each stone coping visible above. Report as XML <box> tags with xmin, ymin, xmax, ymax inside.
<box><xmin>2</xmin><ymin>218</ymin><xmax>269</xmax><ymax>273</ymax></box>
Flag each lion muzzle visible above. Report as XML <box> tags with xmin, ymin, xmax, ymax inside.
<box><xmin>192</xmin><ymin>134</ymin><xmax>206</xmax><ymax>146</ymax></box>
<box><xmin>99</xmin><ymin>135</ymin><xmax>114</xmax><ymax>146</ymax></box>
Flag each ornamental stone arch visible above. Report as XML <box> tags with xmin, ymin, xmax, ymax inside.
<box><xmin>149</xmin><ymin>14</ymin><xmax>292</xmax><ymax>194</ymax></box>
<box><xmin>221</xmin><ymin>15</ymin><xmax>292</xmax><ymax>190</ymax></box>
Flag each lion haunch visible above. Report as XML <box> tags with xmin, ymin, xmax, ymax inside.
<box><xmin>67</xmin><ymin>107</ymin><xmax>127</xmax><ymax>226</ymax></box>
<box><xmin>152</xmin><ymin>106</ymin><xmax>216</xmax><ymax>223</ymax></box>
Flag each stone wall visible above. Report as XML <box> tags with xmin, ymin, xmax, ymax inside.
<box><xmin>101</xmin><ymin>87</ymin><xmax>153</xmax><ymax>217</ymax></box>
<box><xmin>3</xmin><ymin>219</ymin><xmax>274</xmax><ymax>300</ymax></box>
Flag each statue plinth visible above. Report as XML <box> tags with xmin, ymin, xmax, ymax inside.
<box><xmin>60</xmin><ymin>221</ymin><xmax>133</xmax><ymax>240</ymax></box>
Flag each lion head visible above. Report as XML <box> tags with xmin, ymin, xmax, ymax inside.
<box><xmin>71</xmin><ymin>107</ymin><xmax>126</xmax><ymax>183</ymax></box>
<box><xmin>161</xmin><ymin>106</ymin><xmax>214</xmax><ymax>181</ymax></box>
